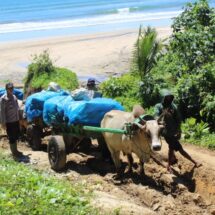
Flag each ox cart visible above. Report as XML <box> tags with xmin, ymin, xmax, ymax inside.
<box><xmin>25</xmin><ymin>114</ymin><xmax>135</xmax><ymax>171</ymax></box>
<box><xmin>23</xmin><ymin>90</ymin><xmax>138</xmax><ymax>171</ymax></box>
<box><xmin>47</xmin><ymin>123</ymin><xmax>134</xmax><ymax>171</ymax></box>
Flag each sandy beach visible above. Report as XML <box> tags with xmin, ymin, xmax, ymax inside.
<box><xmin>0</xmin><ymin>27</ymin><xmax>172</xmax><ymax>87</ymax></box>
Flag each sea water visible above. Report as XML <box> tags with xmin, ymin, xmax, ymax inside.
<box><xmin>0</xmin><ymin>0</ymin><xmax>214</xmax><ymax>42</ymax></box>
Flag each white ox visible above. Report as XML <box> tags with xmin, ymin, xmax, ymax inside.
<box><xmin>101</xmin><ymin>105</ymin><xmax>163</xmax><ymax>175</ymax></box>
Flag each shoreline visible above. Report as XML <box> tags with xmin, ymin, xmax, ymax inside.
<box><xmin>0</xmin><ymin>26</ymin><xmax>172</xmax><ymax>87</ymax></box>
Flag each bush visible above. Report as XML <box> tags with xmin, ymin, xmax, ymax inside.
<box><xmin>181</xmin><ymin>118</ymin><xmax>215</xmax><ymax>149</ymax></box>
<box><xmin>151</xmin><ymin>0</ymin><xmax>215</xmax><ymax>130</ymax></box>
<box><xmin>175</xmin><ymin>63</ymin><xmax>215</xmax><ymax>128</ymax></box>
<box><xmin>139</xmin><ymin>74</ymin><xmax>161</xmax><ymax>108</ymax></box>
<box><xmin>24</xmin><ymin>50</ymin><xmax>78</xmax><ymax>93</ymax></box>
<box><xmin>100</xmin><ymin>73</ymin><xmax>141</xmax><ymax>111</ymax></box>
<box><xmin>171</xmin><ymin>0</ymin><xmax>214</xmax><ymax>70</ymax></box>
<box><xmin>181</xmin><ymin>117</ymin><xmax>209</xmax><ymax>139</ymax></box>
<box><xmin>30</xmin><ymin>67</ymin><xmax>78</xmax><ymax>91</ymax></box>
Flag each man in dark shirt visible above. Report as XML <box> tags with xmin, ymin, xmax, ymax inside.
<box><xmin>86</xmin><ymin>78</ymin><xmax>102</xmax><ymax>99</ymax></box>
<box><xmin>154</xmin><ymin>89</ymin><xmax>201</xmax><ymax>172</ymax></box>
<box><xmin>0</xmin><ymin>82</ymin><xmax>23</xmax><ymax>158</ymax></box>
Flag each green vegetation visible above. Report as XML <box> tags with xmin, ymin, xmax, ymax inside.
<box><xmin>132</xmin><ymin>26</ymin><xmax>162</xmax><ymax>79</ymax></box>
<box><xmin>132</xmin><ymin>26</ymin><xmax>163</xmax><ymax>108</ymax></box>
<box><xmin>0</xmin><ymin>151</ymin><xmax>96</xmax><ymax>215</ymax></box>
<box><xmin>100</xmin><ymin>26</ymin><xmax>162</xmax><ymax>111</ymax></box>
<box><xmin>182</xmin><ymin>118</ymin><xmax>215</xmax><ymax>149</ymax></box>
<box><xmin>101</xmin><ymin>0</ymin><xmax>215</xmax><ymax>149</ymax></box>
<box><xmin>100</xmin><ymin>73</ymin><xmax>141</xmax><ymax>111</ymax></box>
<box><xmin>152</xmin><ymin>0</ymin><xmax>215</xmax><ymax>130</ymax></box>
<box><xmin>24</xmin><ymin>50</ymin><xmax>79</xmax><ymax>93</ymax></box>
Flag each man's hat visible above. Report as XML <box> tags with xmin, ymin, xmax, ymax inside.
<box><xmin>87</xmin><ymin>78</ymin><xmax>96</xmax><ymax>86</ymax></box>
<box><xmin>5</xmin><ymin>82</ymin><xmax>14</xmax><ymax>89</ymax></box>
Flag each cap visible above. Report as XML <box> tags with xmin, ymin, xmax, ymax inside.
<box><xmin>5</xmin><ymin>82</ymin><xmax>14</xmax><ymax>90</ymax></box>
<box><xmin>87</xmin><ymin>78</ymin><xmax>96</xmax><ymax>86</ymax></box>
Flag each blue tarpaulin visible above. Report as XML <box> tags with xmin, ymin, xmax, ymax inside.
<box><xmin>43</xmin><ymin>95</ymin><xmax>74</xmax><ymax>126</ymax></box>
<box><xmin>64</xmin><ymin>98</ymin><xmax>124</xmax><ymax>126</ymax></box>
<box><xmin>25</xmin><ymin>90</ymin><xmax>69</xmax><ymax>121</ymax></box>
<box><xmin>0</xmin><ymin>88</ymin><xmax>23</xmax><ymax>100</ymax></box>
<box><xmin>25</xmin><ymin>89</ymin><xmax>124</xmax><ymax>127</ymax></box>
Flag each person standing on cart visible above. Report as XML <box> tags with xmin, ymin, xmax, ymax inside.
<box><xmin>86</xmin><ymin>78</ymin><xmax>102</xmax><ymax>99</ymax></box>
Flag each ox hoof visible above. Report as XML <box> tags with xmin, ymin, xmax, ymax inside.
<box><xmin>125</xmin><ymin>166</ymin><xmax>133</xmax><ymax>174</ymax></box>
<box><xmin>138</xmin><ymin>167</ymin><xmax>145</xmax><ymax>176</ymax></box>
<box><xmin>113</xmin><ymin>168</ymin><xmax>124</xmax><ymax>179</ymax></box>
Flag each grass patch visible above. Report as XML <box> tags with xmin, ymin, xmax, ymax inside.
<box><xmin>0</xmin><ymin>152</ymin><xmax>97</xmax><ymax>215</ymax></box>
<box><xmin>182</xmin><ymin>133</ymin><xmax>215</xmax><ymax>150</ymax></box>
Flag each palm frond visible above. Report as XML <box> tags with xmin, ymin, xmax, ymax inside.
<box><xmin>132</xmin><ymin>26</ymin><xmax>163</xmax><ymax>80</ymax></box>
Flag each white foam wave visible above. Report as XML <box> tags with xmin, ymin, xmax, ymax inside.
<box><xmin>117</xmin><ymin>7</ymin><xmax>130</xmax><ymax>14</ymax></box>
<box><xmin>0</xmin><ymin>10</ymin><xmax>181</xmax><ymax>34</ymax></box>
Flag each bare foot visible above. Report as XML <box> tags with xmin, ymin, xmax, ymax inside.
<box><xmin>194</xmin><ymin>162</ymin><xmax>202</xmax><ymax>168</ymax></box>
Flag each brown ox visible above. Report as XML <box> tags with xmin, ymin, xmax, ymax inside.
<box><xmin>101</xmin><ymin>105</ymin><xmax>163</xmax><ymax>175</ymax></box>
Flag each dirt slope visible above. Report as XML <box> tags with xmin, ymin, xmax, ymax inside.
<box><xmin>0</xmin><ymin>135</ymin><xmax>215</xmax><ymax>215</ymax></box>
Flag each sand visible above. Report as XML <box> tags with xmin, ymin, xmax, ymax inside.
<box><xmin>0</xmin><ymin>27</ymin><xmax>172</xmax><ymax>87</ymax></box>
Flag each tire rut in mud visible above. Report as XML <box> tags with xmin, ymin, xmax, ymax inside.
<box><xmin>65</xmin><ymin>150</ymin><xmax>215</xmax><ymax>215</ymax></box>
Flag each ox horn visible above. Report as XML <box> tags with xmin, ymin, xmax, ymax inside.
<box><xmin>157</xmin><ymin>112</ymin><xmax>165</xmax><ymax>123</ymax></box>
<box><xmin>156</xmin><ymin>113</ymin><xmax>165</xmax><ymax>128</ymax></box>
<box><xmin>133</xmin><ymin>122</ymin><xmax>145</xmax><ymax>130</ymax></box>
<box><xmin>138</xmin><ymin>117</ymin><xmax>146</xmax><ymax>125</ymax></box>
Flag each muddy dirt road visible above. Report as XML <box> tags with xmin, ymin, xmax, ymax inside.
<box><xmin>0</xmin><ymin>135</ymin><xmax>215</xmax><ymax>215</ymax></box>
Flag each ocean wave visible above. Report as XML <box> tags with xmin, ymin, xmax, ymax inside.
<box><xmin>0</xmin><ymin>10</ymin><xmax>181</xmax><ymax>34</ymax></box>
<box><xmin>99</xmin><ymin>3</ymin><xmax>183</xmax><ymax>16</ymax></box>
<box><xmin>117</xmin><ymin>8</ymin><xmax>130</xmax><ymax>14</ymax></box>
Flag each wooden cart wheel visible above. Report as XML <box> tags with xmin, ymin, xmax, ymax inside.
<box><xmin>48</xmin><ymin>135</ymin><xmax>66</xmax><ymax>171</ymax></box>
<box><xmin>26</xmin><ymin>125</ymin><xmax>42</xmax><ymax>150</ymax></box>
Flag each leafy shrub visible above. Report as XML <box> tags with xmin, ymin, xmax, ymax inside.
<box><xmin>24</xmin><ymin>50</ymin><xmax>78</xmax><ymax>93</ymax></box>
<box><xmin>114</xmin><ymin>96</ymin><xmax>141</xmax><ymax>112</ymax></box>
<box><xmin>100</xmin><ymin>73</ymin><xmax>141</xmax><ymax>111</ymax></box>
<box><xmin>30</xmin><ymin>67</ymin><xmax>78</xmax><ymax>90</ymax></box>
<box><xmin>151</xmin><ymin>0</ymin><xmax>215</xmax><ymax>130</ymax></box>
<box><xmin>139</xmin><ymin>74</ymin><xmax>161</xmax><ymax>108</ymax></box>
<box><xmin>201</xmin><ymin>94</ymin><xmax>215</xmax><ymax>130</ymax></box>
<box><xmin>175</xmin><ymin>63</ymin><xmax>215</xmax><ymax>128</ymax></box>
<box><xmin>181</xmin><ymin>117</ymin><xmax>215</xmax><ymax>149</ymax></box>
<box><xmin>171</xmin><ymin>0</ymin><xmax>214</xmax><ymax>70</ymax></box>
<box><xmin>181</xmin><ymin>117</ymin><xmax>209</xmax><ymax>139</ymax></box>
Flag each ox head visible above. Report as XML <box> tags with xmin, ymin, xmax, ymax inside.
<box><xmin>133</xmin><ymin>116</ymin><xmax>164</xmax><ymax>151</ymax></box>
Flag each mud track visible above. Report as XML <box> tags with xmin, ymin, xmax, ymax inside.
<box><xmin>0</xmin><ymin>134</ymin><xmax>215</xmax><ymax>215</ymax></box>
